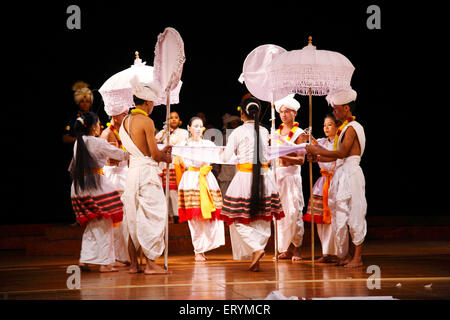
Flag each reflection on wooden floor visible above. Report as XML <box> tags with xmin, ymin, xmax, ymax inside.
<box><xmin>1</xmin><ymin>240</ymin><xmax>449</xmax><ymax>300</ymax></box>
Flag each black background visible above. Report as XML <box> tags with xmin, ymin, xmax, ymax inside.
<box><xmin>3</xmin><ymin>1</ymin><xmax>447</xmax><ymax>224</ymax></box>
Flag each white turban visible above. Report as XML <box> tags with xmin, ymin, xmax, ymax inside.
<box><xmin>72</xmin><ymin>81</ymin><xmax>94</xmax><ymax>105</ymax></box>
<box><xmin>100</xmin><ymin>87</ymin><xmax>134</xmax><ymax>116</ymax></box>
<box><xmin>326</xmin><ymin>88</ymin><xmax>357</xmax><ymax>107</ymax></box>
<box><xmin>130</xmin><ymin>75</ymin><xmax>162</xmax><ymax>102</ymax></box>
<box><xmin>274</xmin><ymin>94</ymin><xmax>300</xmax><ymax>113</ymax></box>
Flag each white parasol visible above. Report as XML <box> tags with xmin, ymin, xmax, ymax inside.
<box><xmin>99</xmin><ymin>51</ymin><xmax>182</xmax><ymax>110</ymax></box>
<box><xmin>238</xmin><ymin>44</ymin><xmax>287</xmax><ymax>261</ymax></box>
<box><xmin>153</xmin><ymin>27</ymin><xmax>186</xmax><ymax>270</ymax></box>
<box><xmin>268</xmin><ymin>36</ymin><xmax>355</xmax><ymax>265</ymax></box>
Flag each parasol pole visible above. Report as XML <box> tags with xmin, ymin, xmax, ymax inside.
<box><xmin>270</xmin><ymin>97</ymin><xmax>278</xmax><ymax>262</ymax></box>
<box><xmin>164</xmin><ymin>84</ymin><xmax>172</xmax><ymax>270</ymax></box>
<box><xmin>308</xmin><ymin>86</ymin><xmax>315</xmax><ymax>267</ymax></box>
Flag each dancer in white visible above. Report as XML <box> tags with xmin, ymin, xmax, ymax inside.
<box><xmin>70</xmin><ymin>112</ymin><xmax>129</xmax><ymax>273</ymax></box>
<box><xmin>99</xmin><ymin>96</ymin><xmax>130</xmax><ymax>266</ymax></box>
<box><xmin>306</xmin><ymin>88</ymin><xmax>366</xmax><ymax>267</ymax></box>
<box><xmin>119</xmin><ymin>76</ymin><xmax>172</xmax><ymax>274</ymax></box>
<box><xmin>273</xmin><ymin>94</ymin><xmax>306</xmax><ymax>261</ymax></box>
<box><xmin>219</xmin><ymin>94</ymin><xmax>284</xmax><ymax>271</ymax></box>
<box><xmin>177</xmin><ymin>117</ymin><xmax>225</xmax><ymax>261</ymax></box>
<box><xmin>155</xmin><ymin>111</ymin><xmax>189</xmax><ymax>224</ymax></box>
<box><xmin>303</xmin><ymin>114</ymin><xmax>341</xmax><ymax>263</ymax></box>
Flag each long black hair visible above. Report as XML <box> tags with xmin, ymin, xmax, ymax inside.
<box><xmin>241</xmin><ymin>96</ymin><xmax>264</xmax><ymax>217</ymax></box>
<box><xmin>71</xmin><ymin>112</ymin><xmax>100</xmax><ymax>194</ymax></box>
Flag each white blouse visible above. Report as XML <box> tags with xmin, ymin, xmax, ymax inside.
<box><xmin>220</xmin><ymin>121</ymin><xmax>269</xmax><ymax>164</ymax></box>
<box><xmin>73</xmin><ymin>135</ymin><xmax>129</xmax><ymax>168</ymax></box>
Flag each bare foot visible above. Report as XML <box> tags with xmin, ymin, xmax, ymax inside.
<box><xmin>336</xmin><ymin>254</ymin><xmax>352</xmax><ymax>266</ymax></box>
<box><xmin>277</xmin><ymin>251</ymin><xmax>293</xmax><ymax>260</ymax></box>
<box><xmin>144</xmin><ymin>260</ymin><xmax>172</xmax><ymax>275</ymax></box>
<box><xmin>99</xmin><ymin>265</ymin><xmax>119</xmax><ymax>273</ymax></box>
<box><xmin>291</xmin><ymin>255</ymin><xmax>302</xmax><ymax>262</ymax></box>
<box><xmin>249</xmin><ymin>261</ymin><xmax>260</xmax><ymax>272</ymax></box>
<box><xmin>79</xmin><ymin>263</ymin><xmax>91</xmax><ymax>272</ymax></box>
<box><xmin>113</xmin><ymin>261</ymin><xmax>130</xmax><ymax>267</ymax></box>
<box><xmin>195</xmin><ymin>253</ymin><xmax>207</xmax><ymax>262</ymax></box>
<box><xmin>128</xmin><ymin>264</ymin><xmax>142</xmax><ymax>274</ymax></box>
<box><xmin>316</xmin><ymin>255</ymin><xmax>333</xmax><ymax>263</ymax></box>
<box><xmin>249</xmin><ymin>250</ymin><xmax>265</xmax><ymax>271</ymax></box>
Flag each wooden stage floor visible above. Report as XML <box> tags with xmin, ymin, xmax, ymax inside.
<box><xmin>1</xmin><ymin>239</ymin><xmax>449</xmax><ymax>300</ymax></box>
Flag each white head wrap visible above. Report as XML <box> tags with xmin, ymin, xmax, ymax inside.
<box><xmin>274</xmin><ymin>94</ymin><xmax>300</xmax><ymax>113</ymax></box>
<box><xmin>325</xmin><ymin>88</ymin><xmax>357</xmax><ymax>107</ymax></box>
<box><xmin>130</xmin><ymin>75</ymin><xmax>162</xmax><ymax>102</ymax></box>
<box><xmin>101</xmin><ymin>88</ymin><xmax>133</xmax><ymax>116</ymax></box>
<box><xmin>72</xmin><ymin>81</ymin><xmax>94</xmax><ymax>105</ymax></box>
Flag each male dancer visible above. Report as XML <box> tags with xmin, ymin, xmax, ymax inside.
<box><xmin>120</xmin><ymin>76</ymin><xmax>172</xmax><ymax>275</ymax></box>
<box><xmin>99</xmin><ymin>99</ymin><xmax>130</xmax><ymax>266</ymax></box>
<box><xmin>273</xmin><ymin>95</ymin><xmax>306</xmax><ymax>261</ymax></box>
<box><xmin>306</xmin><ymin>88</ymin><xmax>366</xmax><ymax>267</ymax></box>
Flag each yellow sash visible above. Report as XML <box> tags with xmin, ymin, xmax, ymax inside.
<box><xmin>188</xmin><ymin>166</ymin><xmax>215</xmax><ymax>219</ymax></box>
<box><xmin>236</xmin><ymin>163</ymin><xmax>269</xmax><ymax>173</ymax></box>
<box><xmin>320</xmin><ymin>169</ymin><xmax>333</xmax><ymax>224</ymax></box>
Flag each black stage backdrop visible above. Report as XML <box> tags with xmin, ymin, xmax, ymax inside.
<box><xmin>3</xmin><ymin>1</ymin><xmax>447</xmax><ymax>224</ymax></box>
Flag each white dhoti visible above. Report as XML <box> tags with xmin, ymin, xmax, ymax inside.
<box><xmin>328</xmin><ymin>155</ymin><xmax>367</xmax><ymax>259</ymax></box>
<box><xmin>188</xmin><ymin>216</ymin><xmax>225</xmax><ymax>254</ymax></box>
<box><xmin>229</xmin><ymin>220</ymin><xmax>271</xmax><ymax>260</ymax></box>
<box><xmin>275</xmin><ymin>165</ymin><xmax>304</xmax><ymax>252</ymax></box>
<box><xmin>121</xmin><ymin>156</ymin><xmax>167</xmax><ymax>261</ymax></box>
<box><xmin>79</xmin><ymin>218</ymin><xmax>115</xmax><ymax>265</ymax></box>
<box><xmin>316</xmin><ymin>223</ymin><xmax>337</xmax><ymax>256</ymax></box>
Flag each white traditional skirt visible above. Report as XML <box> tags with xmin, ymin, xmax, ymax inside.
<box><xmin>79</xmin><ymin>217</ymin><xmax>115</xmax><ymax>265</ymax></box>
<box><xmin>178</xmin><ymin>170</ymin><xmax>223</xmax><ymax>222</ymax></box>
<box><xmin>178</xmin><ymin>168</ymin><xmax>225</xmax><ymax>253</ymax></box>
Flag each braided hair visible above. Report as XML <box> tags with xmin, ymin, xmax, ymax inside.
<box><xmin>241</xmin><ymin>96</ymin><xmax>264</xmax><ymax>217</ymax></box>
<box><xmin>71</xmin><ymin>112</ymin><xmax>100</xmax><ymax>194</ymax></box>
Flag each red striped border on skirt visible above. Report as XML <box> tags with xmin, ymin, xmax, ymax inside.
<box><xmin>71</xmin><ymin>191</ymin><xmax>123</xmax><ymax>226</ymax></box>
<box><xmin>219</xmin><ymin>193</ymin><xmax>285</xmax><ymax>225</ymax></box>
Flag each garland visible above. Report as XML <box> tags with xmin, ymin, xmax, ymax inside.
<box><xmin>106</xmin><ymin>123</ymin><xmax>126</xmax><ymax>151</ymax></box>
<box><xmin>130</xmin><ymin>108</ymin><xmax>149</xmax><ymax>117</ymax></box>
<box><xmin>277</xmin><ymin>122</ymin><xmax>299</xmax><ymax>144</ymax></box>
<box><xmin>334</xmin><ymin>116</ymin><xmax>355</xmax><ymax>150</ymax></box>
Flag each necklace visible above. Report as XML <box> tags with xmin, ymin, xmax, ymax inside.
<box><xmin>277</xmin><ymin>122</ymin><xmax>299</xmax><ymax>144</ymax></box>
<box><xmin>334</xmin><ymin>116</ymin><xmax>355</xmax><ymax>150</ymax></box>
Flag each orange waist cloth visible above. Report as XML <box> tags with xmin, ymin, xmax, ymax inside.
<box><xmin>320</xmin><ymin>169</ymin><xmax>333</xmax><ymax>224</ymax></box>
<box><xmin>236</xmin><ymin>163</ymin><xmax>269</xmax><ymax>173</ymax></box>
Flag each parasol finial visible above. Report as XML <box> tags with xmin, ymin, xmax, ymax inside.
<box><xmin>308</xmin><ymin>36</ymin><xmax>313</xmax><ymax>45</ymax></box>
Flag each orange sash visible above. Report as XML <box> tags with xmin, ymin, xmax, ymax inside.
<box><xmin>320</xmin><ymin>169</ymin><xmax>333</xmax><ymax>224</ymax></box>
<box><xmin>236</xmin><ymin>163</ymin><xmax>269</xmax><ymax>173</ymax></box>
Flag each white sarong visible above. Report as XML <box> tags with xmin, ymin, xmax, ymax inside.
<box><xmin>119</xmin><ymin>121</ymin><xmax>167</xmax><ymax>261</ymax></box>
<box><xmin>328</xmin><ymin>121</ymin><xmax>367</xmax><ymax>259</ymax></box>
<box><xmin>276</xmin><ymin>165</ymin><xmax>304</xmax><ymax>252</ymax></box>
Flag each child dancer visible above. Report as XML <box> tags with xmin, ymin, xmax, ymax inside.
<box><xmin>155</xmin><ymin>111</ymin><xmax>189</xmax><ymax>223</ymax></box>
<box><xmin>177</xmin><ymin>117</ymin><xmax>225</xmax><ymax>261</ymax></box>
<box><xmin>303</xmin><ymin>114</ymin><xmax>341</xmax><ymax>263</ymax></box>
<box><xmin>70</xmin><ymin>112</ymin><xmax>129</xmax><ymax>272</ymax></box>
